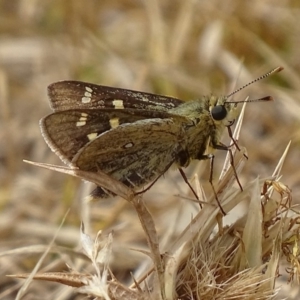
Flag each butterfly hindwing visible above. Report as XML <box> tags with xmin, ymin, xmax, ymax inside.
<box><xmin>72</xmin><ymin>118</ymin><xmax>187</xmax><ymax>193</ymax></box>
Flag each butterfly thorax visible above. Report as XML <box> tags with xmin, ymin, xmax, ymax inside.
<box><xmin>169</xmin><ymin>95</ymin><xmax>237</xmax><ymax>167</ymax></box>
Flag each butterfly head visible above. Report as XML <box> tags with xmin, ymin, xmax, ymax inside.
<box><xmin>209</xmin><ymin>95</ymin><xmax>238</xmax><ymax>127</ymax></box>
<box><xmin>208</xmin><ymin>65</ymin><xmax>284</xmax><ymax>128</ymax></box>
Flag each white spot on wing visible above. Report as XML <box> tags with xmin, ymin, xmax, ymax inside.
<box><xmin>82</xmin><ymin>86</ymin><xmax>93</xmax><ymax>103</ymax></box>
<box><xmin>124</xmin><ymin>142</ymin><xmax>134</xmax><ymax>148</ymax></box>
<box><xmin>109</xmin><ymin>118</ymin><xmax>119</xmax><ymax>128</ymax></box>
<box><xmin>87</xmin><ymin>132</ymin><xmax>98</xmax><ymax>141</ymax></box>
<box><xmin>76</xmin><ymin>121</ymin><xmax>86</xmax><ymax>126</ymax></box>
<box><xmin>76</xmin><ymin>113</ymin><xmax>88</xmax><ymax>127</ymax></box>
<box><xmin>112</xmin><ymin>99</ymin><xmax>124</xmax><ymax>109</ymax></box>
<box><xmin>85</xmin><ymin>86</ymin><xmax>93</xmax><ymax>93</ymax></box>
<box><xmin>82</xmin><ymin>97</ymin><xmax>91</xmax><ymax>103</ymax></box>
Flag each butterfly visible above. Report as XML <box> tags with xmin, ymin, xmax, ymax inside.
<box><xmin>40</xmin><ymin>67</ymin><xmax>282</xmax><ymax>210</ymax></box>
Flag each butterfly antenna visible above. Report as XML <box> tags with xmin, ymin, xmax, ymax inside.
<box><xmin>226</xmin><ymin>66</ymin><xmax>284</xmax><ymax>99</ymax></box>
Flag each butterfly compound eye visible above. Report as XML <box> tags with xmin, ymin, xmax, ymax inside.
<box><xmin>211</xmin><ymin>105</ymin><xmax>227</xmax><ymax>121</ymax></box>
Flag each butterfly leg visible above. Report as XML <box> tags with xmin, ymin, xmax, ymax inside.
<box><xmin>226</xmin><ymin>124</ymin><xmax>240</xmax><ymax>150</ymax></box>
<box><xmin>213</xmin><ymin>143</ymin><xmax>243</xmax><ymax>192</ymax></box>
<box><xmin>205</xmin><ymin>153</ymin><xmax>226</xmax><ymax>215</ymax></box>
<box><xmin>178</xmin><ymin>168</ymin><xmax>203</xmax><ymax>208</ymax></box>
<box><xmin>226</xmin><ymin>146</ymin><xmax>243</xmax><ymax>192</ymax></box>
<box><xmin>226</xmin><ymin>125</ymin><xmax>248</xmax><ymax>160</ymax></box>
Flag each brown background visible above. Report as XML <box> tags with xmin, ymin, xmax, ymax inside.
<box><xmin>0</xmin><ymin>1</ymin><xmax>299</xmax><ymax>299</ymax></box>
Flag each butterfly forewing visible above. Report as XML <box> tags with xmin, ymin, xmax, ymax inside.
<box><xmin>40</xmin><ymin>110</ymin><xmax>110</xmax><ymax>164</ymax></box>
<box><xmin>48</xmin><ymin>81</ymin><xmax>184</xmax><ymax>112</ymax></box>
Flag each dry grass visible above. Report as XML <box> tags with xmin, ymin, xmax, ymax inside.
<box><xmin>1</xmin><ymin>1</ymin><xmax>300</xmax><ymax>299</ymax></box>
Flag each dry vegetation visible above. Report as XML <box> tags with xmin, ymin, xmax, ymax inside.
<box><xmin>1</xmin><ymin>1</ymin><xmax>300</xmax><ymax>299</ymax></box>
